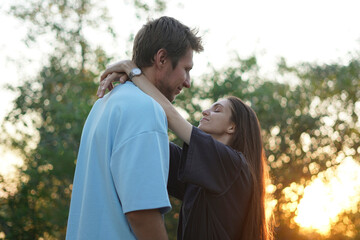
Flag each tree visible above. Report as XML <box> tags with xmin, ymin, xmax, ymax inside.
<box><xmin>0</xmin><ymin>0</ymin><xmax>169</xmax><ymax>238</ymax></box>
<box><xmin>276</xmin><ymin>57</ymin><xmax>360</xmax><ymax>239</ymax></box>
<box><xmin>1</xmin><ymin>0</ymin><xmax>359</xmax><ymax>238</ymax></box>
<box><xmin>0</xmin><ymin>0</ymin><xmax>113</xmax><ymax>238</ymax></box>
<box><xmin>174</xmin><ymin>54</ymin><xmax>360</xmax><ymax>239</ymax></box>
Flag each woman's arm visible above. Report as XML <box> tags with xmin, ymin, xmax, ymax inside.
<box><xmin>98</xmin><ymin>60</ymin><xmax>192</xmax><ymax>144</ymax></box>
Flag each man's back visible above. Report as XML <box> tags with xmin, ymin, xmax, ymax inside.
<box><xmin>66</xmin><ymin>82</ymin><xmax>171</xmax><ymax>239</ymax></box>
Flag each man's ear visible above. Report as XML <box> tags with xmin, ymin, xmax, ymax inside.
<box><xmin>154</xmin><ymin>48</ymin><xmax>168</xmax><ymax>68</ymax></box>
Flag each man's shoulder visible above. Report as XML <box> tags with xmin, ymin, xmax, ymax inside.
<box><xmin>106</xmin><ymin>82</ymin><xmax>165</xmax><ymax>117</ymax></box>
<box><xmin>110</xmin><ymin>82</ymin><xmax>146</xmax><ymax>100</ymax></box>
<box><xmin>113</xmin><ymin>82</ymin><xmax>152</xmax><ymax>100</ymax></box>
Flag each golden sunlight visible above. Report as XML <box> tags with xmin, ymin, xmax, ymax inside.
<box><xmin>294</xmin><ymin>157</ymin><xmax>360</xmax><ymax>235</ymax></box>
<box><xmin>0</xmin><ymin>147</ymin><xmax>22</xmax><ymax>178</ymax></box>
<box><xmin>0</xmin><ymin>146</ymin><xmax>23</xmax><ymax>198</ymax></box>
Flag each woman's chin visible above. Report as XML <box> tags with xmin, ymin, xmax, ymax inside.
<box><xmin>198</xmin><ymin>125</ymin><xmax>207</xmax><ymax>133</ymax></box>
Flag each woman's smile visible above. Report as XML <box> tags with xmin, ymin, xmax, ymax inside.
<box><xmin>200</xmin><ymin>117</ymin><xmax>209</xmax><ymax>122</ymax></box>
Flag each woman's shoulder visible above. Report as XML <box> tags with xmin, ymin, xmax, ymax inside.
<box><xmin>191</xmin><ymin>127</ymin><xmax>243</xmax><ymax>160</ymax></box>
<box><xmin>189</xmin><ymin>127</ymin><xmax>251</xmax><ymax>176</ymax></box>
<box><xmin>233</xmin><ymin>151</ymin><xmax>252</xmax><ymax>178</ymax></box>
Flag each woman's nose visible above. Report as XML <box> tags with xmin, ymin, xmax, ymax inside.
<box><xmin>202</xmin><ymin>109</ymin><xmax>209</xmax><ymax>116</ymax></box>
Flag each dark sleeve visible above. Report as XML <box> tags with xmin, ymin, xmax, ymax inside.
<box><xmin>178</xmin><ymin>126</ymin><xmax>249</xmax><ymax>194</ymax></box>
<box><xmin>167</xmin><ymin>142</ymin><xmax>186</xmax><ymax>200</ymax></box>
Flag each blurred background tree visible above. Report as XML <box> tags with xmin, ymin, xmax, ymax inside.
<box><xmin>0</xmin><ymin>0</ymin><xmax>359</xmax><ymax>239</ymax></box>
<box><xmin>0</xmin><ymin>0</ymin><xmax>115</xmax><ymax>238</ymax></box>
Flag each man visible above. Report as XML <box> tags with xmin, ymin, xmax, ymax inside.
<box><xmin>66</xmin><ymin>16</ymin><xmax>203</xmax><ymax>239</ymax></box>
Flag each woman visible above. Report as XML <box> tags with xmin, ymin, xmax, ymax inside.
<box><xmin>97</xmin><ymin>61</ymin><xmax>273</xmax><ymax>240</ymax></box>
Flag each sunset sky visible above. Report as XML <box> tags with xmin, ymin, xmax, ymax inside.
<box><xmin>1</xmin><ymin>0</ymin><xmax>360</xmax><ymax>235</ymax></box>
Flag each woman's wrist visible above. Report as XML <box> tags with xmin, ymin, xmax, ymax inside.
<box><xmin>124</xmin><ymin>61</ymin><xmax>138</xmax><ymax>76</ymax></box>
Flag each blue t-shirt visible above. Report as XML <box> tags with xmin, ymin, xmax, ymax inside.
<box><xmin>66</xmin><ymin>82</ymin><xmax>171</xmax><ymax>240</ymax></box>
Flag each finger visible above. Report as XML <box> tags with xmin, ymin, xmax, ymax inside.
<box><xmin>100</xmin><ymin>64</ymin><xmax>124</xmax><ymax>81</ymax></box>
<box><xmin>119</xmin><ymin>74</ymin><xmax>128</xmax><ymax>84</ymax></box>
<box><xmin>98</xmin><ymin>72</ymin><xmax>127</xmax><ymax>97</ymax></box>
<box><xmin>100</xmin><ymin>69</ymin><xmax>113</xmax><ymax>81</ymax></box>
<box><xmin>100</xmin><ymin>72</ymin><xmax>121</xmax><ymax>96</ymax></box>
<box><xmin>110</xmin><ymin>72</ymin><xmax>126</xmax><ymax>84</ymax></box>
<box><xmin>100</xmin><ymin>71</ymin><xmax>109</xmax><ymax>81</ymax></box>
<box><xmin>97</xmin><ymin>73</ymin><xmax>114</xmax><ymax>97</ymax></box>
<box><xmin>97</xmin><ymin>79</ymin><xmax>103</xmax><ymax>97</ymax></box>
<box><xmin>97</xmin><ymin>82</ymin><xmax>105</xmax><ymax>98</ymax></box>
<box><xmin>108</xmin><ymin>83</ymin><xmax>114</xmax><ymax>91</ymax></box>
<box><xmin>100</xmin><ymin>70</ymin><xmax>109</xmax><ymax>81</ymax></box>
<box><xmin>100</xmin><ymin>65</ymin><xmax>114</xmax><ymax>81</ymax></box>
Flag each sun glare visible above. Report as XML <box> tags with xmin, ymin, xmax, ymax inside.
<box><xmin>0</xmin><ymin>147</ymin><xmax>22</xmax><ymax>178</ymax></box>
<box><xmin>0</xmin><ymin>147</ymin><xmax>23</xmax><ymax>198</ymax></box>
<box><xmin>294</xmin><ymin>157</ymin><xmax>360</xmax><ymax>235</ymax></box>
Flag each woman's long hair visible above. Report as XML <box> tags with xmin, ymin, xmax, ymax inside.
<box><xmin>227</xmin><ymin>96</ymin><xmax>274</xmax><ymax>240</ymax></box>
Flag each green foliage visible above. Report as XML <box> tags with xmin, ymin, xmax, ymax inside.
<box><xmin>8</xmin><ymin>0</ymin><xmax>116</xmax><ymax>48</ymax></box>
<box><xmin>0</xmin><ymin>0</ymin><xmax>167</xmax><ymax>239</ymax></box>
<box><xmin>1</xmin><ymin>0</ymin><xmax>360</xmax><ymax>239</ymax></box>
<box><xmin>0</xmin><ymin>52</ymin><xmax>112</xmax><ymax>239</ymax></box>
<box><xmin>168</xmin><ymin>54</ymin><xmax>360</xmax><ymax>239</ymax></box>
<box><xmin>133</xmin><ymin>0</ymin><xmax>167</xmax><ymax>19</ymax></box>
<box><xmin>0</xmin><ymin>0</ymin><xmax>114</xmax><ymax>238</ymax></box>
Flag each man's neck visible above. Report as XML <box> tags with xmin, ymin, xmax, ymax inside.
<box><xmin>141</xmin><ymin>67</ymin><xmax>157</xmax><ymax>86</ymax></box>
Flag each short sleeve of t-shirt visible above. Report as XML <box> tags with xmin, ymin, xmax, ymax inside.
<box><xmin>179</xmin><ymin>126</ymin><xmax>249</xmax><ymax>194</ymax></box>
<box><xmin>108</xmin><ymin>86</ymin><xmax>171</xmax><ymax>215</ymax></box>
<box><xmin>110</xmin><ymin>131</ymin><xmax>171</xmax><ymax>214</ymax></box>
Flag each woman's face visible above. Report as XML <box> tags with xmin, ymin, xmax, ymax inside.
<box><xmin>198</xmin><ymin>99</ymin><xmax>235</xmax><ymax>139</ymax></box>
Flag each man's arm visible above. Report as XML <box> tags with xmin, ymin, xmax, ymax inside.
<box><xmin>126</xmin><ymin>209</ymin><xmax>168</xmax><ymax>240</ymax></box>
